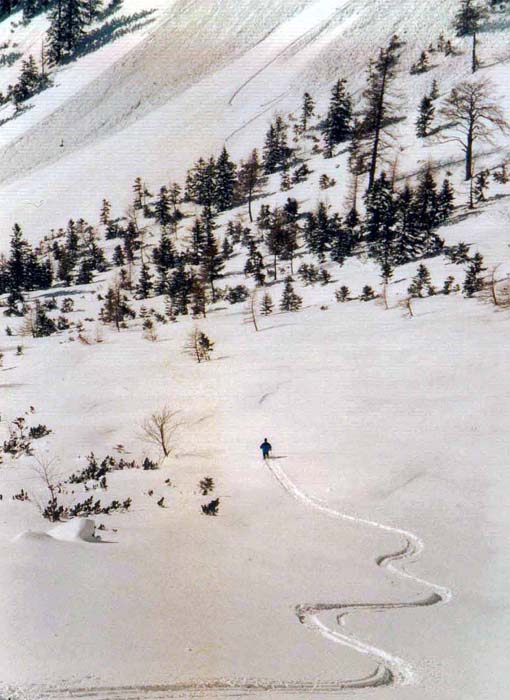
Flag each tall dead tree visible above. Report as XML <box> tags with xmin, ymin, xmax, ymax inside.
<box><xmin>440</xmin><ymin>79</ymin><xmax>509</xmax><ymax>183</ymax></box>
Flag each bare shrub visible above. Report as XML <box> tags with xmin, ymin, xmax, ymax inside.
<box><xmin>140</xmin><ymin>407</ymin><xmax>183</xmax><ymax>458</ymax></box>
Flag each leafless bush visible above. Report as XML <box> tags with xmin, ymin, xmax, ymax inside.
<box><xmin>140</xmin><ymin>407</ymin><xmax>184</xmax><ymax>458</ymax></box>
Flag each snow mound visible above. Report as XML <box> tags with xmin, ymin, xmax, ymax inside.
<box><xmin>13</xmin><ymin>518</ymin><xmax>100</xmax><ymax>544</ymax></box>
<box><xmin>48</xmin><ymin>518</ymin><xmax>100</xmax><ymax>542</ymax></box>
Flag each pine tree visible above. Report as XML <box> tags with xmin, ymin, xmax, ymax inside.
<box><xmin>190</xmin><ymin>275</ymin><xmax>207</xmax><ymax>318</ymax></box>
<box><xmin>244</xmin><ymin>243</ymin><xmax>265</xmax><ymax>286</ymax></box>
<box><xmin>394</xmin><ymin>184</ymin><xmax>421</xmax><ymax>263</ymax></box>
<box><xmin>322</xmin><ymin>78</ymin><xmax>352</xmax><ymax>157</ymax></box>
<box><xmin>437</xmin><ymin>178</ymin><xmax>455</xmax><ymax>221</ymax></box>
<box><xmin>185</xmin><ymin>328</ymin><xmax>214</xmax><ymax>363</ymax></box>
<box><xmin>47</xmin><ymin>0</ymin><xmax>87</xmax><ymax>64</ymax></box>
<box><xmin>200</xmin><ymin>219</ymin><xmax>224</xmax><ymax>299</ymax></box>
<box><xmin>362</xmin><ymin>35</ymin><xmax>403</xmax><ymax>190</ymax></box>
<box><xmin>214</xmin><ymin>146</ymin><xmax>236</xmax><ymax>211</ymax></box>
<box><xmin>133</xmin><ymin>177</ymin><xmax>151</xmax><ymax>211</ymax></box>
<box><xmin>32</xmin><ymin>301</ymin><xmax>57</xmax><ymax>337</ymax></box>
<box><xmin>152</xmin><ymin>232</ymin><xmax>176</xmax><ymax>275</ymax></box>
<box><xmin>360</xmin><ymin>285</ymin><xmax>376</xmax><ymax>301</ymax></box>
<box><xmin>335</xmin><ymin>286</ymin><xmax>350</xmax><ymax>302</ymax></box>
<box><xmin>185</xmin><ymin>157</ymin><xmax>216</xmax><ymax>206</ymax></box>
<box><xmin>100</xmin><ymin>282</ymin><xmax>136</xmax><ymax>330</ymax></box>
<box><xmin>412</xmin><ymin>166</ymin><xmax>440</xmax><ymax>236</ymax></box>
<box><xmin>416</xmin><ymin>94</ymin><xmax>435</xmax><ymax>137</ymax></box>
<box><xmin>76</xmin><ymin>257</ymin><xmax>94</xmax><ymax>284</ymax></box>
<box><xmin>453</xmin><ymin>0</ymin><xmax>489</xmax><ymax>73</ymax></box>
<box><xmin>430</xmin><ymin>79</ymin><xmax>440</xmax><ymax>101</ymax></box>
<box><xmin>10</xmin><ymin>55</ymin><xmax>47</xmax><ymax>106</ymax></box>
<box><xmin>83</xmin><ymin>0</ymin><xmax>102</xmax><ymax>24</ymax></box>
<box><xmin>154</xmin><ymin>186</ymin><xmax>173</xmax><ymax>228</ymax></box>
<box><xmin>304</xmin><ymin>202</ymin><xmax>341</xmax><ymax>263</ymax></box>
<box><xmin>221</xmin><ymin>235</ymin><xmax>234</xmax><ymax>261</ymax></box>
<box><xmin>463</xmin><ymin>252</ymin><xmax>486</xmax><ymax>296</ymax></box>
<box><xmin>189</xmin><ymin>218</ymin><xmax>205</xmax><ymax>265</ymax></box>
<box><xmin>260</xmin><ymin>292</ymin><xmax>273</xmax><ymax>316</ymax></box>
<box><xmin>237</xmin><ymin>149</ymin><xmax>260</xmax><ymax>222</ymax></box>
<box><xmin>7</xmin><ymin>224</ymin><xmax>29</xmax><ymax>293</ymax></box>
<box><xmin>410</xmin><ymin>50</ymin><xmax>430</xmax><ymax>74</ymax></box>
<box><xmin>263</xmin><ymin>116</ymin><xmax>290</xmax><ymax>173</ymax></box>
<box><xmin>279</xmin><ymin>277</ymin><xmax>302</xmax><ymax>312</ymax></box>
<box><xmin>301</xmin><ymin>92</ymin><xmax>315</xmax><ymax>132</ymax></box>
<box><xmin>136</xmin><ymin>263</ymin><xmax>154</xmax><ymax>299</ymax></box>
<box><xmin>408</xmin><ymin>264</ymin><xmax>433</xmax><ymax>297</ymax></box>
<box><xmin>100</xmin><ymin>198</ymin><xmax>111</xmax><ymax>226</ymax></box>
<box><xmin>364</xmin><ymin>171</ymin><xmax>398</xmax><ymax>265</ymax></box>
<box><xmin>166</xmin><ymin>258</ymin><xmax>191</xmax><ymax>316</ymax></box>
<box><xmin>474</xmin><ymin>168</ymin><xmax>490</xmax><ymax>202</ymax></box>
<box><xmin>113</xmin><ymin>244</ymin><xmax>125</xmax><ymax>267</ymax></box>
<box><xmin>347</xmin><ymin>119</ymin><xmax>366</xmax><ymax>210</ymax></box>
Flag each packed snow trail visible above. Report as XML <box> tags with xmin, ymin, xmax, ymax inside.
<box><xmin>265</xmin><ymin>456</ymin><xmax>453</xmax><ymax>688</ymax></box>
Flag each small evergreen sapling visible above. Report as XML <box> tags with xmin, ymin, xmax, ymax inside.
<box><xmin>225</xmin><ymin>285</ymin><xmax>249</xmax><ymax>304</ymax></box>
<box><xmin>201</xmin><ymin>498</ymin><xmax>220</xmax><ymax>516</ymax></box>
<box><xmin>463</xmin><ymin>252</ymin><xmax>486</xmax><ymax>296</ymax></box>
<box><xmin>360</xmin><ymin>285</ymin><xmax>376</xmax><ymax>301</ymax></box>
<box><xmin>416</xmin><ymin>94</ymin><xmax>435</xmax><ymax>138</ymax></box>
<box><xmin>430</xmin><ymin>79</ymin><xmax>440</xmax><ymax>100</ymax></box>
<box><xmin>260</xmin><ymin>293</ymin><xmax>274</xmax><ymax>316</ymax></box>
<box><xmin>410</xmin><ymin>50</ymin><xmax>430</xmax><ymax>74</ymax></box>
<box><xmin>408</xmin><ymin>264</ymin><xmax>434</xmax><ymax>298</ymax></box>
<box><xmin>185</xmin><ymin>328</ymin><xmax>214</xmax><ymax>363</ymax></box>
<box><xmin>199</xmin><ymin>477</ymin><xmax>215</xmax><ymax>496</ymax></box>
<box><xmin>474</xmin><ymin>169</ymin><xmax>490</xmax><ymax>202</ymax></box>
<box><xmin>279</xmin><ymin>277</ymin><xmax>302</xmax><ymax>311</ymax></box>
<box><xmin>442</xmin><ymin>276</ymin><xmax>459</xmax><ymax>294</ymax></box>
<box><xmin>300</xmin><ymin>92</ymin><xmax>315</xmax><ymax>132</ymax></box>
<box><xmin>335</xmin><ymin>286</ymin><xmax>350</xmax><ymax>302</ymax></box>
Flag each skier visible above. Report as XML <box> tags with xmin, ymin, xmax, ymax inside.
<box><xmin>260</xmin><ymin>438</ymin><xmax>272</xmax><ymax>460</ymax></box>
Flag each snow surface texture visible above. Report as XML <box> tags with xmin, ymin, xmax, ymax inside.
<box><xmin>0</xmin><ymin>0</ymin><xmax>509</xmax><ymax>698</ymax></box>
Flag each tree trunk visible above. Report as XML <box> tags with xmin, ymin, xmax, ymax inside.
<box><xmin>465</xmin><ymin>126</ymin><xmax>474</xmax><ymax>181</ymax></box>
<box><xmin>368</xmin><ymin>62</ymin><xmax>389</xmax><ymax>191</ymax></box>
<box><xmin>274</xmin><ymin>255</ymin><xmax>277</xmax><ymax>280</ymax></box>
<box><xmin>491</xmin><ymin>267</ymin><xmax>500</xmax><ymax>306</ymax></box>
<box><xmin>472</xmin><ymin>32</ymin><xmax>477</xmax><ymax>74</ymax></box>
<box><xmin>248</xmin><ymin>186</ymin><xmax>253</xmax><ymax>223</ymax></box>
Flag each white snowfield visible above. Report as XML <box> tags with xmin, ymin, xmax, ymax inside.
<box><xmin>0</xmin><ymin>0</ymin><xmax>509</xmax><ymax>699</ymax></box>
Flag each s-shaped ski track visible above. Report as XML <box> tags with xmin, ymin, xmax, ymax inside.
<box><xmin>265</xmin><ymin>456</ymin><xmax>452</xmax><ymax>688</ymax></box>
<box><xmin>2</xmin><ymin>460</ymin><xmax>451</xmax><ymax>700</ymax></box>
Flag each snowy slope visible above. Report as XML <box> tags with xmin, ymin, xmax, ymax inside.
<box><xmin>0</xmin><ymin>0</ymin><xmax>508</xmax><ymax>243</ymax></box>
<box><xmin>0</xmin><ymin>1</ymin><xmax>509</xmax><ymax>699</ymax></box>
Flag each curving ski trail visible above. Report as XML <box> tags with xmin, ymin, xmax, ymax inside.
<box><xmin>266</xmin><ymin>456</ymin><xmax>452</xmax><ymax>687</ymax></box>
<box><xmin>2</xmin><ymin>457</ymin><xmax>452</xmax><ymax>700</ymax></box>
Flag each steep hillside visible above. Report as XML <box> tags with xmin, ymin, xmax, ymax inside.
<box><xmin>0</xmin><ymin>0</ymin><xmax>508</xmax><ymax>241</ymax></box>
<box><xmin>0</xmin><ymin>1</ymin><xmax>509</xmax><ymax>699</ymax></box>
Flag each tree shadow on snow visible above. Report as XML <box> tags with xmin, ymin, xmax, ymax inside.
<box><xmin>0</xmin><ymin>51</ymin><xmax>22</xmax><ymax>67</ymax></box>
<box><xmin>66</xmin><ymin>8</ymin><xmax>158</xmax><ymax>63</ymax></box>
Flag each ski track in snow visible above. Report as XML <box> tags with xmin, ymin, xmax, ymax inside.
<box><xmin>2</xmin><ymin>458</ymin><xmax>452</xmax><ymax>700</ymax></box>
<box><xmin>265</xmin><ymin>456</ymin><xmax>453</xmax><ymax>689</ymax></box>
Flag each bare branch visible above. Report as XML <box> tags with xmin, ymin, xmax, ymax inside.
<box><xmin>140</xmin><ymin>408</ymin><xmax>184</xmax><ymax>458</ymax></box>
